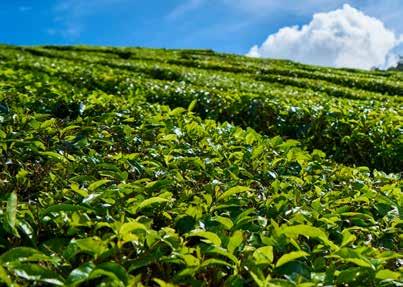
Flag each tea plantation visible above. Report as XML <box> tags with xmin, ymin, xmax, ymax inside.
<box><xmin>0</xmin><ymin>45</ymin><xmax>402</xmax><ymax>286</ymax></box>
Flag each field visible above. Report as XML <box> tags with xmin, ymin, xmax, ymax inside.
<box><xmin>0</xmin><ymin>45</ymin><xmax>402</xmax><ymax>286</ymax></box>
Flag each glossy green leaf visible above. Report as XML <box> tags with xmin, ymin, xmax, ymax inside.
<box><xmin>375</xmin><ymin>269</ymin><xmax>401</xmax><ymax>280</ymax></box>
<box><xmin>5</xmin><ymin>192</ymin><xmax>18</xmax><ymax>237</ymax></box>
<box><xmin>88</xmin><ymin>179</ymin><xmax>110</xmax><ymax>191</ymax></box>
<box><xmin>154</xmin><ymin>278</ymin><xmax>178</xmax><ymax>287</ymax></box>
<box><xmin>0</xmin><ymin>265</ymin><xmax>12</xmax><ymax>286</ymax></box>
<box><xmin>0</xmin><ymin>247</ymin><xmax>52</xmax><ymax>266</ymax></box>
<box><xmin>212</xmin><ymin>216</ymin><xmax>233</xmax><ymax>230</ymax></box>
<box><xmin>40</xmin><ymin>204</ymin><xmax>89</xmax><ymax>218</ymax></box>
<box><xmin>218</xmin><ymin>186</ymin><xmax>250</xmax><ymax>201</ymax></box>
<box><xmin>12</xmin><ymin>263</ymin><xmax>64</xmax><ymax>286</ymax></box>
<box><xmin>89</xmin><ymin>262</ymin><xmax>128</xmax><ymax>285</ymax></box>
<box><xmin>281</xmin><ymin>225</ymin><xmax>337</xmax><ymax>249</ymax></box>
<box><xmin>188</xmin><ymin>230</ymin><xmax>222</xmax><ymax>246</ymax></box>
<box><xmin>65</xmin><ymin>262</ymin><xmax>95</xmax><ymax>286</ymax></box>
<box><xmin>200</xmin><ymin>258</ymin><xmax>232</xmax><ymax>268</ymax></box>
<box><xmin>253</xmin><ymin>246</ymin><xmax>274</xmax><ymax>265</ymax></box>
<box><xmin>336</xmin><ymin>267</ymin><xmax>373</xmax><ymax>285</ymax></box>
<box><xmin>187</xmin><ymin>99</ymin><xmax>197</xmax><ymax>112</ymax></box>
<box><xmin>39</xmin><ymin>151</ymin><xmax>68</xmax><ymax>163</ymax></box>
<box><xmin>227</xmin><ymin>230</ymin><xmax>243</xmax><ymax>254</ymax></box>
<box><xmin>63</xmin><ymin>237</ymin><xmax>108</xmax><ymax>260</ymax></box>
<box><xmin>276</xmin><ymin>251</ymin><xmax>309</xmax><ymax>267</ymax></box>
<box><xmin>137</xmin><ymin>197</ymin><xmax>169</xmax><ymax>211</ymax></box>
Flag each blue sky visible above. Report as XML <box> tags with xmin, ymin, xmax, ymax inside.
<box><xmin>1</xmin><ymin>0</ymin><xmax>402</xmax><ymax>57</ymax></box>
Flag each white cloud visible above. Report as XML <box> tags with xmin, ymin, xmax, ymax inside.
<box><xmin>247</xmin><ymin>4</ymin><xmax>402</xmax><ymax>69</ymax></box>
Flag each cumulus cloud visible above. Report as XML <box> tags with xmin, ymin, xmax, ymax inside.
<box><xmin>247</xmin><ymin>4</ymin><xmax>402</xmax><ymax>70</ymax></box>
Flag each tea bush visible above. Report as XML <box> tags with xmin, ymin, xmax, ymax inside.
<box><xmin>0</xmin><ymin>45</ymin><xmax>402</xmax><ymax>286</ymax></box>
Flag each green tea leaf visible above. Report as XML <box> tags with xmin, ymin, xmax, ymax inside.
<box><xmin>63</xmin><ymin>237</ymin><xmax>108</xmax><ymax>260</ymax></box>
<box><xmin>65</xmin><ymin>262</ymin><xmax>95</xmax><ymax>286</ymax></box>
<box><xmin>119</xmin><ymin>221</ymin><xmax>147</xmax><ymax>234</ymax></box>
<box><xmin>188</xmin><ymin>230</ymin><xmax>222</xmax><ymax>246</ymax></box>
<box><xmin>154</xmin><ymin>278</ymin><xmax>179</xmax><ymax>287</ymax></box>
<box><xmin>227</xmin><ymin>230</ymin><xmax>243</xmax><ymax>254</ymax></box>
<box><xmin>200</xmin><ymin>258</ymin><xmax>232</xmax><ymax>268</ymax></box>
<box><xmin>40</xmin><ymin>204</ymin><xmax>89</xmax><ymax>218</ymax></box>
<box><xmin>137</xmin><ymin>197</ymin><xmax>169</xmax><ymax>211</ymax></box>
<box><xmin>276</xmin><ymin>251</ymin><xmax>309</xmax><ymax>267</ymax></box>
<box><xmin>12</xmin><ymin>263</ymin><xmax>64</xmax><ymax>286</ymax></box>
<box><xmin>89</xmin><ymin>262</ymin><xmax>128</xmax><ymax>285</ymax></box>
<box><xmin>88</xmin><ymin>179</ymin><xmax>111</xmax><ymax>191</ymax></box>
<box><xmin>0</xmin><ymin>265</ymin><xmax>12</xmax><ymax>286</ymax></box>
<box><xmin>206</xmin><ymin>246</ymin><xmax>239</xmax><ymax>265</ymax></box>
<box><xmin>0</xmin><ymin>247</ymin><xmax>52</xmax><ymax>265</ymax></box>
<box><xmin>5</xmin><ymin>192</ymin><xmax>18</xmax><ymax>237</ymax></box>
<box><xmin>375</xmin><ymin>269</ymin><xmax>401</xmax><ymax>280</ymax></box>
<box><xmin>39</xmin><ymin>151</ymin><xmax>68</xmax><ymax>163</ymax></box>
<box><xmin>219</xmin><ymin>186</ymin><xmax>250</xmax><ymax>201</ymax></box>
<box><xmin>253</xmin><ymin>246</ymin><xmax>274</xmax><ymax>265</ymax></box>
<box><xmin>336</xmin><ymin>267</ymin><xmax>373</xmax><ymax>285</ymax></box>
<box><xmin>281</xmin><ymin>225</ymin><xmax>337</xmax><ymax>249</ymax></box>
<box><xmin>188</xmin><ymin>99</ymin><xmax>197</xmax><ymax>112</ymax></box>
<box><xmin>212</xmin><ymin>216</ymin><xmax>233</xmax><ymax>230</ymax></box>
<box><xmin>341</xmin><ymin>230</ymin><xmax>356</xmax><ymax>247</ymax></box>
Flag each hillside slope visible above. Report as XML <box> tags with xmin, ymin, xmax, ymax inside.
<box><xmin>1</xmin><ymin>45</ymin><xmax>402</xmax><ymax>172</ymax></box>
<box><xmin>0</xmin><ymin>45</ymin><xmax>402</xmax><ymax>286</ymax></box>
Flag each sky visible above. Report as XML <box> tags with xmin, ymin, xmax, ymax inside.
<box><xmin>1</xmin><ymin>0</ymin><xmax>402</xmax><ymax>69</ymax></box>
